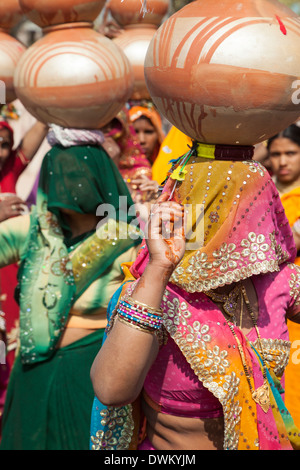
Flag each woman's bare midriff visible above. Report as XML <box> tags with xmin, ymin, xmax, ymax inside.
<box><xmin>141</xmin><ymin>397</ymin><xmax>224</xmax><ymax>450</ymax></box>
<box><xmin>57</xmin><ymin>313</ymin><xmax>107</xmax><ymax>348</ymax></box>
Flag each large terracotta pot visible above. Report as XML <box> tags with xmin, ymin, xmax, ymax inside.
<box><xmin>13</xmin><ymin>23</ymin><xmax>133</xmax><ymax>128</ymax></box>
<box><xmin>145</xmin><ymin>0</ymin><xmax>300</xmax><ymax>145</ymax></box>
<box><xmin>108</xmin><ymin>0</ymin><xmax>169</xmax><ymax>27</ymax></box>
<box><xmin>19</xmin><ymin>0</ymin><xmax>106</xmax><ymax>28</ymax></box>
<box><xmin>0</xmin><ymin>0</ymin><xmax>23</xmax><ymax>30</ymax></box>
<box><xmin>0</xmin><ymin>32</ymin><xmax>26</xmax><ymax>103</ymax></box>
<box><xmin>113</xmin><ymin>24</ymin><xmax>156</xmax><ymax>100</ymax></box>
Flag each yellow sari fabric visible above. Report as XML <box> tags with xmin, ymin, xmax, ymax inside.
<box><xmin>281</xmin><ymin>187</ymin><xmax>300</xmax><ymax>428</ymax></box>
<box><xmin>151</xmin><ymin>126</ymin><xmax>192</xmax><ymax>185</ymax></box>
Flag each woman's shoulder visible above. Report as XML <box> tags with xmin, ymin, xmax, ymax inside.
<box><xmin>279</xmin><ymin>261</ymin><xmax>300</xmax><ymax>277</ymax></box>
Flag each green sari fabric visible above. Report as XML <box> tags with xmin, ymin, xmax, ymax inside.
<box><xmin>0</xmin><ymin>329</ymin><xmax>104</xmax><ymax>450</ymax></box>
<box><xmin>38</xmin><ymin>144</ymin><xmax>135</xmax><ymax>234</ymax></box>
<box><xmin>17</xmin><ymin>144</ymin><xmax>140</xmax><ymax>365</ymax></box>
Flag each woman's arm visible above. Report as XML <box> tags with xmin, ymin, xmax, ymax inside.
<box><xmin>90</xmin><ymin>193</ymin><xmax>185</xmax><ymax>406</ymax></box>
<box><xmin>0</xmin><ymin>214</ymin><xmax>30</xmax><ymax>267</ymax></box>
<box><xmin>19</xmin><ymin>121</ymin><xmax>48</xmax><ymax>162</ymax></box>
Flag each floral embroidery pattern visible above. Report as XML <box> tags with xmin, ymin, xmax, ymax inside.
<box><xmin>90</xmin><ymin>405</ymin><xmax>134</xmax><ymax>450</ymax></box>
<box><xmin>242</xmin><ymin>160</ymin><xmax>266</xmax><ymax>177</ymax></box>
<box><xmin>287</xmin><ymin>263</ymin><xmax>300</xmax><ymax>306</ymax></box>
<box><xmin>213</xmin><ymin>242</ymin><xmax>241</xmax><ymax>272</ymax></box>
<box><xmin>240</xmin><ymin>232</ymin><xmax>269</xmax><ymax>262</ymax></box>
<box><xmin>171</xmin><ymin>230</ymin><xmax>289</xmax><ymax>293</ymax></box>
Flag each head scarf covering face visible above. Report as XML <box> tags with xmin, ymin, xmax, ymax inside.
<box><xmin>38</xmin><ymin>144</ymin><xmax>135</xmax><ymax>236</ymax></box>
<box><xmin>131</xmin><ymin>150</ymin><xmax>296</xmax><ymax>292</ymax></box>
<box><xmin>18</xmin><ymin>143</ymin><xmax>141</xmax><ymax>365</ymax></box>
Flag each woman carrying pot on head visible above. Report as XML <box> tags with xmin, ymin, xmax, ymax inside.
<box><xmin>0</xmin><ymin>127</ymin><xmax>141</xmax><ymax>450</ymax></box>
<box><xmin>90</xmin><ymin>141</ymin><xmax>300</xmax><ymax>451</ymax></box>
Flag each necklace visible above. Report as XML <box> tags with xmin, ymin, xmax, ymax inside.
<box><xmin>239</xmin><ymin>284</ymin><xmax>270</xmax><ymax>413</ymax></box>
<box><xmin>206</xmin><ymin>283</ymin><xmax>270</xmax><ymax>413</ymax></box>
<box><xmin>206</xmin><ymin>283</ymin><xmax>241</xmax><ymax>324</ymax></box>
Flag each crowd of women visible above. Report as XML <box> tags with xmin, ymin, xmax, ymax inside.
<box><xmin>0</xmin><ymin>93</ymin><xmax>299</xmax><ymax>450</ymax></box>
<box><xmin>0</xmin><ymin>14</ymin><xmax>300</xmax><ymax>451</ymax></box>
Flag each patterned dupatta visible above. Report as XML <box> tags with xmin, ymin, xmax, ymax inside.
<box><xmin>90</xmin><ymin>144</ymin><xmax>300</xmax><ymax>450</ymax></box>
<box><xmin>17</xmin><ymin>144</ymin><xmax>141</xmax><ymax>365</ymax></box>
<box><xmin>161</xmin><ymin>147</ymin><xmax>296</xmax><ymax>293</ymax></box>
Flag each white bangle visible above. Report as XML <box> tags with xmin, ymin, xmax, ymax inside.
<box><xmin>0</xmin><ymin>317</ymin><xmax>6</xmax><ymax>332</ymax></box>
<box><xmin>293</xmin><ymin>219</ymin><xmax>300</xmax><ymax>236</ymax></box>
<box><xmin>0</xmin><ymin>310</ymin><xmax>5</xmax><ymax>332</ymax></box>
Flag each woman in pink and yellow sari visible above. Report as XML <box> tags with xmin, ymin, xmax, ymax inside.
<box><xmin>90</xmin><ymin>141</ymin><xmax>300</xmax><ymax>450</ymax></box>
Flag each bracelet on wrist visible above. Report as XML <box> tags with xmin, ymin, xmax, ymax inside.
<box><xmin>115</xmin><ymin>296</ymin><xmax>167</xmax><ymax>345</ymax></box>
<box><xmin>121</xmin><ymin>295</ymin><xmax>163</xmax><ymax>316</ymax></box>
<box><xmin>117</xmin><ymin>298</ymin><xmax>163</xmax><ymax>330</ymax></box>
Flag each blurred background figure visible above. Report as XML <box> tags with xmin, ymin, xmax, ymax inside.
<box><xmin>268</xmin><ymin>123</ymin><xmax>300</xmax><ymax>428</ymax></box>
<box><xmin>101</xmin><ymin>108</ymin><xmax>153</xmax><ymax>203</ymax></box>
<box><xmin>268</xmin><ymin>124</ymin><xmax>300</xmax><ymax>262</ymax></box>
<box><xmin>100</xmin><ymin>105</ymin><xmax>164</xmax><ymax>230</ymax></box>
<box><xmin>128</xmin><ymin>104</ymin><xmax>164</xmax><ymax>166</ymax></box>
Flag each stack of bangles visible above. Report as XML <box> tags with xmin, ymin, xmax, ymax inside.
<box><xmin>117</xmin><ymin>297</ymin><xmax>164</xmax><ymax>342</ymax></box>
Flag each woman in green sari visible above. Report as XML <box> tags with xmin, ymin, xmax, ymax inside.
<box><xmin>0</xmin><ymin>135</ymin><xmax>141</xmax><ymax>450</ymax></box>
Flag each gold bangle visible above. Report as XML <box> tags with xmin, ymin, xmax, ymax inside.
<box><xmin>117</xmin><ymin>314</ymin><xmax>167</xmax><ymax>347</ymax></box>
<box><xmin>122</xmin><ymin>295</ymin><xmax>163</xmax><ymax>316</ymax></box>
<box><xmin>117</xmin><ymin>315</ymin><xmax>156</xmax><ymax>336</ymax></box>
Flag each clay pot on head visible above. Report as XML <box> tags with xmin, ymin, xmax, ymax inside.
<box><xmin>0</xmin><ymin>32</ymin><xmax>26</xmax><ymax>103</ymax></box>
<box><xmin>113</xmin><ymin>24</ymin><xmax>157</xmax><ymax>100</ymax></box>
<box><xmin>0</xmin><ymin>0</ymin><xmax>23</xmax><ymax>31</ymax></box>
<box><xmin>13</xmin><ymin>23</ymin><xmax>134</xmax><ymax>129</ymax></box>
<box><xmin>19</xmin><ymin>0</ymin><xmax>106</xmax><ymax>28</ymax></box>
<box><xmin>108</xmin><ymin>0</ymin><xmax>169</xmax><ymax>27</ymax></box>
<box><xmin>145</xmin><ymin>0</ymin><xmax>300</xmax><ymax>145</ymax></box>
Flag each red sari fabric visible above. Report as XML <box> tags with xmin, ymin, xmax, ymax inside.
<box><xmin>0</xmin><ymin>123</ymin><xmax>30</xmax><ymax>432</ymax></box>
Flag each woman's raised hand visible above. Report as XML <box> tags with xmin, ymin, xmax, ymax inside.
<box><xmin>145</xmin><ymin>192</ymin><xmax>186</xmax><ymax>272</ymax></box>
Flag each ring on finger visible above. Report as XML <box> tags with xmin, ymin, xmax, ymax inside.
<box><xmin>11</xmin><ymin>204</ymin><xmax>17</xmax><ymax>211</ymax></box>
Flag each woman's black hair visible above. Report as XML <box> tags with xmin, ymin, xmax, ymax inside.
<box><xmin>267</xmin><ymin>123</ymin><xmax>300</xmax><ymax>150</ymax></box>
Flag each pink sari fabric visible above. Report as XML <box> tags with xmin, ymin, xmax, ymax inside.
<box><xmin>129</xmin><ymin>235</ymin><xmax>300</xmax><ymax>450</ymax></box>
<box><xmin>143</xmin><ymin>332</ymin><xmax>223</xmax><ymax>419</ymax></box>
<box><xmin>128</xmin><ymin>262</ymin><xmax>300</xmax><ymax>449</ymax></box>
<box><xmin>143</xmin><ymin>262</ymin><xmax>297</xmax><ymax>416</ymax></box>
